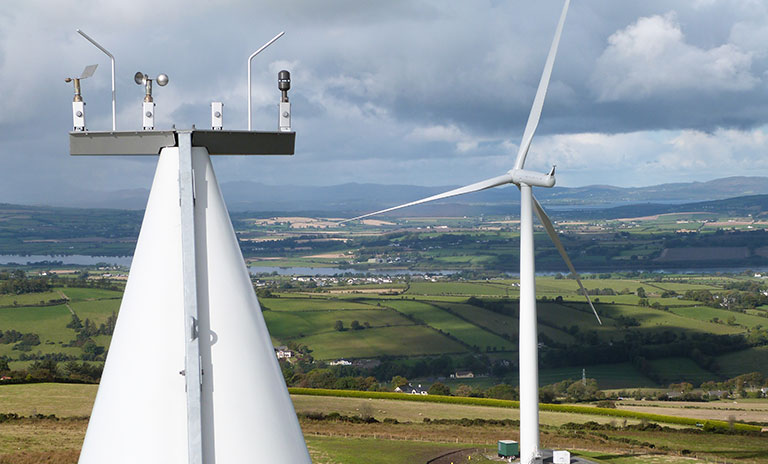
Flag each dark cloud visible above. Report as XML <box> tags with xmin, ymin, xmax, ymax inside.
<box><xmin>2</xmin><ymin>0</ymin><xmax>768</xmax><ymax>204</ymax></box>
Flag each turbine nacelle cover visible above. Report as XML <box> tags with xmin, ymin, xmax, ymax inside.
<box><xmin>507</xmin><ymin>168</ymin><xmax>556</xmax><ymax>188</ymax></box>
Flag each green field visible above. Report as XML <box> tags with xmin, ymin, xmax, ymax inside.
<box><xmin>406</xmin><ymin>281</ymin><xmax>511</xmax><ymax>296</ymax></box>
<box><xmin>382</xmin><ymin>300</ymin><xmax>515</xmax><ymax>351</ymax></box>
<box><xmin>600</xmin><ymin>304</ymin><xmax>740</xmax><ymax>335</ymax></box>
<box><xmin>0</xmin><ymin>275</ymin><xmax>766</xmax><ymax>388</ymax></box>
<box><xmin>293</xmin><ymin>325</ymin><xmax>466</xmax><ymax>360</ymax></box>
<box><xmin>537</xmin><ymin>302</ymin><xmax>614</xmax><ymax>340</ymax></box>
<box><xmin>438</xmin><ymin>301</ymin><xmax>578</xmax><ymax>345</ymax></box>
<box><xmin>668</xmin><ymin>305</ymin><xmax>768</xmax><ymax>328</ymax></box>
<box><xmin>647</xmin><ymin>357</ymin><xmax>716</xmax><ymax>385</ymax></box>
<box><xmin>0</xmin><ymin>286</ymin><xmax>122</xmax><ymax>362</ymax></box>
<box><xmin>506</xmin><ymin>363</ymin><xmax>657</xmax><ymax>389</ymax></box>
<box><xmin>68</xmin><ymin>299</ymin><xmax>120</xmax><ymax>326</ymax></box>
<box><xmin>306</xmin><ymin>436</ymin><xmax>485</xmax><ymax>464</ymax></box>
<box><xmin>57</xmin><ymin>288</ymin><xmax>122</xmax><ymax>302</ymax></box>
<box><xmin>262</xmin><ymin>297</ymin><xmax>376</xmax><ymax>311</ymax></box>
<box><xmin>0</xmin><ymin>291</ymin><xmax>64</xmax><ymax>307</ymax></box>
<box><xmin>0</xmin><ymin>304</ymin><xmax>81</xmax><ymax>358</ymax></box>
<box><xmin>716</xmin><ymin>346</ymin><xmax>768</xmax><ymax>377</ymax></box>
<box><xmin>264</xmin><ymin>308</ymin><xmax>413</xmax><ymax>339</ymax></box>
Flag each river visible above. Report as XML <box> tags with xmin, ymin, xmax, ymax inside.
<box><xmin>2</xmin><ymin>254</ymin><xmax>767</xmax><ymax>277</ymax></box>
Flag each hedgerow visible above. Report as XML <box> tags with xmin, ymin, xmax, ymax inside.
<box><xmin>288</xmin><ymin>388</ymin><xmax>761</xmax><ymax>432</ymax></box>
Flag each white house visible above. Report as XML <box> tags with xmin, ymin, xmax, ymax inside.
<box><xmin>394</xmin><ymin>383</ymin><xmax>428</xmax><ymax>395</ymax></box>
<box><xmin>274</xmin><ymin>346</ymin><xmax>293</xmax><ymax>359</ymax></box>
<box><xmin>329</xmin><ymin>359</ymin><xmax>352</xmax><ymax>366</ymax></box>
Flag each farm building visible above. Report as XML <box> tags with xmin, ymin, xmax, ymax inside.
<box><xmin>394</xmin><ymin>383</ymin><xmax>428</xmax><ymax>395</ymax></box>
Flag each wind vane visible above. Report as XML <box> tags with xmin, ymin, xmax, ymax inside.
<box><xmin>68</xmin><ymin>31</ymin><xmax>310</xmax><ymax>464</ymax></box>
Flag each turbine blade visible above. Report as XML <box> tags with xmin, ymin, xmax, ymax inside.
<box><xmin>513</xmin><ymin>0</ymin><xmax>570</xmax><ymax>171</ymax></box>
<box><xmin>340</xmin><ymin>173</ymin><xmax>514</xmax><ymax>223</ymax></box>
<box><xmin>532</xmin><ymin>194</ymin><xmax>602</xmax><ymax>325</ymax></box>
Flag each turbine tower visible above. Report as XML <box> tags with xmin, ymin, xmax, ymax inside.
<box><xmin>342</xmin><ymin>1</ymin><xmax>600</xmax><ymax>462</ymax></box>
<box><xmin>67</xmin><ymin>34</ymin><xmax>311</xmax><ymax>463</ymax></box>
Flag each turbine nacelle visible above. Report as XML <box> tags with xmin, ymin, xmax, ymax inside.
<box><xmin>508</xmin><ymin>168</ymin><xmax>556</xmax><ymax>188</ymax></box>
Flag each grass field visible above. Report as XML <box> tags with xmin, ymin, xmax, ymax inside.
<box><xmin>1</xmin><ymin>384</ymin><xmax>767</xmax><ymax>464</ymax></box>
<box><xmin>614</xmin><ymin>399</ymin><xmax>768</xmax><ymax>424</ymax></box>
<box><xmin>67</xmin><ymin>299</ymin><xmax>120</xmax><ymax>326</ymax></box>
<box><xmin>306</xmin><ymin>436</ymin><xmax>487</xmax><ymax>464</ymax></box>
<box><xmin>0</xmin><ymin>287</ymin><xmax>122</xmax><ymax>362</ymax></box>
<box><xmin>0</xmin><ymin>291</ymin><xmax>64</xmax><ymax>307</ymax></box>
<box><xmin>55</xmin><ymin>288</ymin><xmax>122</xmax><ymax>302</ymax></box>
<box><xmin>716</xmin><ymin>346</ymin><xmax>768</xmax><ymax>377</ymax></box>
<box><xmin>405</xmin><ymin>281</ymin><xmax>511</xmax><ymax>296</ymax></box>
<box><xmin>668</xmin><ymin>305</ymin><xmax>768</xmax><ymax>328</ymax></box>
<box><xmin>264</xmin><ymin>307</ymin><xmax>413</xmax><ymax>340</ymax></box>
<box><xmin>647</xmin><ymin>357</ymin><xmax>716</xmax><ymax>385</ymax></box>
<box><xmin>293</xmin><ymin>325</ymin><xmax>466</xmax><ymax>360</ymax></box>
<box><xmin>503</xmin><ymin>363</ymin><xmax>657</xmax><ymax>389</ymax></box>
<box><xmin>0</xmin><ymin>383</ymin><xmax>96</xmax><ymax>417</ymax></box>
<box><xmin>437</xmin><ymin>301</ymin><xmax>581</xmax><ymax>346</ymax></box>
<box><xmin>537</xmin><ymin>302</ymin><xmax>615</xmax><ymax>340</ymax></box>
<box><xmin>291</xmin><ymin>394</ymin><xmax>652</xmax><ymax>427</ymax></box>
<box><xmin>261</xmin><ymin>297</ymin><xmax>376</xmax><ymax>311</ymax></box>
<box><xmin>1</xmin><ymin>276</ymin><xmax>766</xmax><ymax>388</ymax></box>
<box><xmin>0</xmin><ymin>304</ymin><xmax>81</xmax><ymax>359</ymax></box>
<box><xmin>382</xmin><ymin>300</ymin><xmax>515</xmax><ymax>351</ymax></box>
<box><xmin>600</xmin><ymin>304</ymin><xmax>740</xmax><ymax>335</ymax></box>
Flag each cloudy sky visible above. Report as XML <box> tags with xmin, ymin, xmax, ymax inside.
<box><xmin>2</xmin><ymin>0</ymin><xmax>768</xmax><ymax>205</ymax></box>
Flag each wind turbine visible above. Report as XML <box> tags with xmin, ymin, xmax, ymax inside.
<box><xmin>342</xmin><ymin>1</ymin><xmax>600</xmax><ymax>462</ymax></box>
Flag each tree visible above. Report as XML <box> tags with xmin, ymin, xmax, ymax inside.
<box><xmin>669</xmin><ymin>382</ymin><xmax>693</xmax><ymax>392</ymax></box>
<box><xmin>636</xmin><ymin>287</ymin><xmax>647</xmax><ymax>298</ymax></box>
<box><xmin>485</xmin><ymin>384</ymin><xmax>518</xmax><ymax>400</ymax></box>
<box><xmin>428</xmin><ymin>382</ymin><xmax>451</xmax><ymax>396</ymax></box>
<box><xmin>539</xmin><ymin>387</ymin><xmax>556</xmax><ymax>403</ymax></box>
<box><xmin>301</xmin><ymin>369</ymin><xmax>336</xmax><ymax>389</ymax></box>
<box><xmin>66</xmin><ymin>314</ymin><xmax>83</xmax><ymax>330</ymax></box>
<box><xmin>454</xmin><ymin>384</ymin><xmax>475</xmax><ymax>397</ymax></box>
<box><xmin>28</xmin><ymin>359</ymin><xmax>58</xmax><ymax>381</ymax></box>
<box><xmin>334</xmin><ymin>320</ymin><xmax>344</xmax><ymax>331</ymax></box>
<box><xmin>391</xmin><ymin>375</ymin><xmax>408</xmax><ymax>390</ymax></box>
<box><xmin>350</xmin><ymin>320</ymin><xmax>362</xmax><ymax>330</ymax></box>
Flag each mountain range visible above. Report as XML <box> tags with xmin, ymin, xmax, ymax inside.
<box><xmin>14</xmin><ymin>176</ymin><xmax>768</xmax><ymax>215</ymax></box>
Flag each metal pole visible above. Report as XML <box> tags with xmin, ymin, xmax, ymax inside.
<box><xmin>247</xmin><ymin>31</ymin><xmax>284</xmax><ymax>130</ymax></box>
<box><xmin>76</xmin><ymin>29</ymin><xmax>116</xmax><ymax>131</ymax></box>
<box><xmin>519</xmin><ymin>183</ymin><xmax>540</xmax><ymax>464</ymax></box>
<box><xmin>178</xmin><ymin>131</ymin><xmax>204</xmax><ymax>464</ymax></box>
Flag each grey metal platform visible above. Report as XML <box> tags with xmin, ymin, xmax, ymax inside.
<box><xmin>69</xmin><ymin>129</ymin><xmax>295</xmax><ymax>156</ymax></box>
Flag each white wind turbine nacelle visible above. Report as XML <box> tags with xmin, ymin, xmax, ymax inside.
<box><xmin>508</xmin><ymin>168</ymin><xmax>556</xmax><ymax>188</ymax></box>
<box><xmin>339</xmin><ymin>1</ymin><xmax>600</xmax><ymax>463</ymax></box>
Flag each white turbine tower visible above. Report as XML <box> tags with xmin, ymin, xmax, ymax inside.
<box><xmin>68</xmin><ymin>33</ymin><xmax>310</xmax><ymax>463</ymax></box>
<box><xmin>343</xmin><ymin>1</ymin><xmax>600</xmax><ymax>462</ymax></box>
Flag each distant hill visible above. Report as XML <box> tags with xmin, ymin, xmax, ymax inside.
<box><xmin>8</xmin><ymin>176</ymin><xmax>768</xmax><ymax>214</ymax></box>
<box><xmin>558</xmin><ymin>194</ymin><xmax>768</xmax><ymax>220</ymax></box>
<box><xmin>214</xmin><ymin>176</ymin><xmax>768</xmax><ymax>214</ymax></box>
